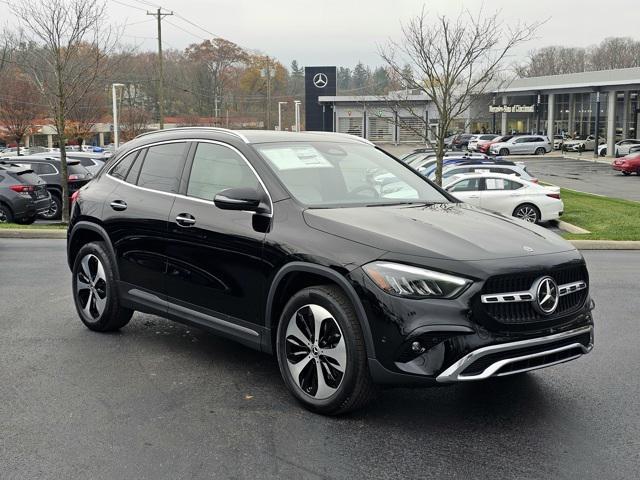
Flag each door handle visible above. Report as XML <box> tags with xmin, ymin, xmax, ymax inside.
<box><xmin>110</xmin><ymin>200</ymin><xmax>127</xmax><ymax>211</ymax></box>
<box><xmin>175</xmin><ymin>213</ymin><xmax>196</xmax><ymax>227</ymax></box>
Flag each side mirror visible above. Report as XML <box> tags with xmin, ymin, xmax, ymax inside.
<box><xmin>214</xmin><ymin>187</ymin><xmax>266</xmax><ymax>213</ymax></box>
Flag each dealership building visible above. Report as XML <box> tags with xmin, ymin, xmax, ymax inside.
<box><xmin>307</xmin><ymin>66</ymin><xmax>640</xmax><ymax>155</ymax></box>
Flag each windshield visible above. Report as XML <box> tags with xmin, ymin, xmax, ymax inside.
<box><xmin>255</xmin><ymin>142</ymin><xmax>450</xmax><ymax>207</ymax></box>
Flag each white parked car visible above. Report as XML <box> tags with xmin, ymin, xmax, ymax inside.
<box><xmin>468</xmin><ymin>134</ymin><xmax>499</xmax><ymax>152</ymax></box>
<box><xmin>562</xmin><ymin>135</ymin><xmax>605</xmax><ymax>152</ymax></box>
<box><xmin>438</xmin><ymin>163</ymin><xmax>538</xmax><ymax>183</ymax></box>
<box><xmin>553</xmin><ymin>134</ymin><xmax>569</xmax><ymax>150</ymax></box>
<box><xmin>489</xmin><ymin>135</ymin><xmax>552</xmax><ymax>156</ymax></box>
<box><xmin>443</xmin><ymin>172</ymin><xmax>563</xmax><ymax>223</ymax></box>
<box><xmin>597</xmin><ymin>139</ymin><xmax>640</xmax><ymax>157</ymax></box>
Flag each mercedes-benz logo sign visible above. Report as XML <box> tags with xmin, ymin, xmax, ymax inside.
<box><xmin>533</xmin><ymin>276</ymin><xmax>559</xmax><ymax>315</ymax></box>
<box><xmin>313</xmin><ymin>73</ymin><xmax>328</xmax><ymax>88</ymax></box>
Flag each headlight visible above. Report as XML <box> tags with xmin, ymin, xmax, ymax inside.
<box><xmin>363</xmin><ymin>262</ymin><xmax>471</xmax><ymax>299</ymax></box>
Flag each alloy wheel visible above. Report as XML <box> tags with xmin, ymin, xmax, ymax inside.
<box><xmin>285</xmin><ymin>304</ymin><xmax>347</xmax><ymax>400</ymax></box>
<box><xmin>42</xmin><ymin>198</ymin><xmax>58</xmax><ymax>219</ymax></box>
<box><xmin>0</xmin><ymin>208</ymin><xmax>8</xmax><ymax>223</ymax></box>
<box><xmin>515</xmin><ymin>205</ymin><xmax>538</xmax><ymax>223</ymax></box>
<box><xmin>76</xmin><ymin>253</ymin><xmax>108</xmax><ymax>321</ymax></box>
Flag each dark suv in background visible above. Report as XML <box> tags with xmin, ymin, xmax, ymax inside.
<box><xmin>0</xmin><ymin>164</ymin><xmax>51</xmax><ymax>223</ymax></box>
<box><xmin>67</xmin><ymin>128</ymin><xmax>594</xmax><ymax>415</ymax></box>
<box><xmin>1</xmin><ymin>157</ymin><xmax>93</xmax><ymax>219</ymax></box>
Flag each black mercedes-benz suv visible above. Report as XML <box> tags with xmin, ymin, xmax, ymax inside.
<box><xmin>67</xmin><ymin>128</ymin><xmax>594</xmax><ymax>415</ymax></box>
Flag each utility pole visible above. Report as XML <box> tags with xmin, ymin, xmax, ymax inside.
<box><xmin>147</xmin><ymin>8</ymin><xmax>173</xmax><ymax>129</ymax></box>
<box><xmin>265</xmin><ymin>56</ymin><xmax>272</xmax><ymax>130</ymax></box>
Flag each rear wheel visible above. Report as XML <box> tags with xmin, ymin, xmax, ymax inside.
<box><xmin>17</xmin><ymin>215</ymin><xmax>36</xmax><ymax>225</ymax></box>
<box><xmin>513</xmin><ymin>203</ymin><xmax>540</xmax><ymax>223</ymax></box>
<box><xmin>622</xmin><ymin>171</ymin><xmax>631</xmax><ymax>176</ymax></box>
<box><xmin>499</xmin><ymin>148</ymin><xmax>509</xmax><ymax>156</ymax></box>
<box><xmin>535</xmin><ymin>147</ymin><xmax>546</xmax><ymax>155</ymax></box>
<box><xmin>72</xmin><ymin>241</ymin><xmax>133</xmax><ymax>332</ymax></box>
<box><xmin>276</xmin><ymin>285</ymin><xmax>376</xmax><ymax>415</ymax></box>
<box><xmin>39</xmin><ymin>193</ymin><xmax>61</xmax><ymax>220</ymax></box>
<box><xmin>0</xmin><ymin>203</ymin><xmax>13</xmax><ymax>223</ymax></box>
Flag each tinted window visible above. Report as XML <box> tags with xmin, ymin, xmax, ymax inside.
<box><xmin>32</xmin><ymin>162</ymin><xmax>56</xmax><ymax>175</ymax></box>
<box><xmin>125</xmin><ymin>153</ymin><xmax>143</xmax><ymax>184</ymax></box>
<box><xmin>490</xmin><ymin>167</ymin><xmax>519</xmax><ymax>176</ymax></box>
<box><xmin>449</xmin><ymin>178</ymin><xmax>482</xmax><ymax>192</ymax></box>
<box><xmin>514</xmin><ymin>138</ymin><xmax>528</xmax><ymax>143</ymax></box>
<box><xmin>110</xmin><ymin>152</ymin><xmax>138</xmax><ymax>180</ymax></box>
<box><xmin>187</xmin><ymin>143</ymin><xmax>260</xmax><ymax>201</ymax></box>
<box><xmin>485</xmin><ymin>178</ymin><xmax>522</xmax><ymax>190</ymax></box>
<box><xmin>137</xmin><ymin>143</ymin><xmax>187</xmax><ymax>193</ymax></box>
<box><xmin>77</xmin><ymin>158</ymin><xmax>94</xmax><ymax>167</ymax></box>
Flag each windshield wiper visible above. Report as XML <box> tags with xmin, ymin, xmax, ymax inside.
<box><xmin>364</xmin><ymin>201</ymin><xmax>423</xmax><ymax>207</ymax></box>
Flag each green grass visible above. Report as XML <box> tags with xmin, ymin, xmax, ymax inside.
<box><xmin>0</xmin><ymin>223</ymin><xmax>67</xmax><ymax>229</ymax></box>
<box><xmin>560</xmin><ymin>189</ymin><xmax>640</xmax><ymax>240</ymax></box>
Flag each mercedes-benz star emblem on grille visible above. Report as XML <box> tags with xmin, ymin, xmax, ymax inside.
<box><xmin>313</xmin><ymin>73</ymin><xmax>328</xmax><ymax>88</ymax></box>
<box><xmin>533</xmin><ymin>276</ymin><xmax>559</xmax><ymax>315</ymax></box>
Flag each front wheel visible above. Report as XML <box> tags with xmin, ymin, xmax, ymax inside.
<box><xmin>513</xmin><ymin>203</ymin><xmax>541</xmax><ymax>223</ymax></box>
<box><xmin>276</xmin><ymin>285</ymin><xmax>376</xmax><ymax>415</ymax></box>
<box><xmin>535</xmin><ymin>147</ymin><xmax>546</xmax><ymax>155</ymax></box>
<box><xmin>72</xmin><ymin>241</ymin><xmax>133</xmax><ymax>332</ymax></box>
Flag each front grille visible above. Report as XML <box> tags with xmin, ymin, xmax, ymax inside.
<box><xmin>460</xmin><ymin>331</ymin><xmax>591</xmax><ymax>376</ymax></box>
<box><xmin>477</xmin><ymin>264</ymin><xmax>588</xmax><ymax>328</ymax></box>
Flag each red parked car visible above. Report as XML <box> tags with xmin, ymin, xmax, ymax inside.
<box><xmin>478</xmin><ymin>134</ymin><xmax>514</xmax><ymax>154</ymax></box>
<box><xmin>612</xmin><ymin>153</ymin><xmax>640</xmax><ymax>175</ymax></box>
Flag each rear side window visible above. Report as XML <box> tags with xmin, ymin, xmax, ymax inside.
<box><xmin>110</xmin><ymin>152</ymin><xmax>138</xmax><ymax>180</ymax></box>
<box><xmin>125</xmin><ymin>153</ymin><xmax>143</xmax><ymax>184</ymax></box>
<box><xmin>137</xmin><ymin>143</ymin><xmax>187</xmax><ymax>193</ymax></box>
<box><xmin>31</xmin><ymin>163</ymin><xmax>57</xmax><ymax>175</ymax></box>
<box><xmin>186</xmin><ymin>143</ymin><xmax>260</xmax><ymax>201</ymax></box>
<box><xmin>485</xmin><ymin>178</ymin><xmax>522</xmax><ymax>190</ymax></box>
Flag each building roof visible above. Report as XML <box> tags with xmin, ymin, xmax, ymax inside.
<box><xmin>495</xmin><ymin>67</ymin><xmax>640</xmax><ymax>94</ymax></box>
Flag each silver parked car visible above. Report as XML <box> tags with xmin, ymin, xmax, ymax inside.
<box><xmin>489</xmin><ymin>135</ymin><xmax>552</xmax><ymax>156</ymax></box>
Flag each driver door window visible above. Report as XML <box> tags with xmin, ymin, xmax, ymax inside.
<box><xmin>186</xmin><ymin>143</ymin><xmax>261</xmax><ymax>201</ymax></box>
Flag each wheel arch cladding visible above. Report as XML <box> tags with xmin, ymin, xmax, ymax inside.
<box><xmin>68</xmin><ymin>221</ymin><xmax>118</xmax><ymax>278</ymax></box>
<box><xmin>264</xmin><ymin>262</ymin><xmax>376</xmax><ymax>358</ymax></box>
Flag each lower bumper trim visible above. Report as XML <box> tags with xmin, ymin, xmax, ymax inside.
<box><xmin>436</xmin><ymin>325</ymin><xmax>593</xmax><ymax>383</ymax></box>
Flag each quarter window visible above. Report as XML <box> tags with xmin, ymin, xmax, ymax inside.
<box><xmin>110</xmin><ymin>151</ymin><xmax>138</xmax><ymax>180</ymax></box>
<box><xmin>137</xmin><ymin>143</ymin><xmax>187</xmax><ymax>193</ymax></box>
<box><xmin>186</xmin><ymin>143</ymin><xmax>261</xmax><ymax>201</ymax></box>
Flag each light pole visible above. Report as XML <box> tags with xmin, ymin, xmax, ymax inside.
<box><xmin>112</xmin><ymin>83</ymin><xmax>125</xmax><ymax>148</ymax></box>
<box><xmin>277</xmin><ymin>101</ymin><xmax>288</xmax><ymax>131</ymax></box>
<box><xmin>294</xmin><ymin>100</ymin><xmax>301</xmax><ymax>132</ymax></box>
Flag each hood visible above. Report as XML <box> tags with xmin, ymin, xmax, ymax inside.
<box><xmin>303</xmin><ymin>203</ymin><xmax>575</xmax><ymax>262</ymax></box>
<box><xmin>563</xmin><ymin>139</ymin><xmax>584</xmax><ymax>145</ymax></box>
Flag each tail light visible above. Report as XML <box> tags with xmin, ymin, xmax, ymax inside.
<box><xmin>531</xmin><ymin>178</ymin><xmax>539</xmax><ymax>184</ymax></box>
<box><xmin>546</xmin><ymin>193</ymin><xmax>561</xmax><ymax>199</ymax></box>
<box><xmin>68</xmin><ymin>174</ymin><xmax>80</xmax><ymax>181</ymax></box>
<box><xmin>9</xmin><ymin>185</ymin><xmax>35</xmax><ymax>196</ymax></box>
<box><xmin>71</xmin><ymin>190</ymin><xmax>80</xmax><ymax>204</ymax></box>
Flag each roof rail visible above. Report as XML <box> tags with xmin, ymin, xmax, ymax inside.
<box><xmin>304</xmin><ymin>131</ymin><xmax>375</xmax><ymax>146</ymax></box>
<box><xmin>135</xmin><ymin>127</ymin><xmax>249</xmax><ymax>143</ymax></box>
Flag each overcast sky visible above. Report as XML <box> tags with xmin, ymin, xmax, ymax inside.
<box><xmin>115</xmin><ymin>0</ymin><xmax>640</xmax><ymax>68</ymax></box>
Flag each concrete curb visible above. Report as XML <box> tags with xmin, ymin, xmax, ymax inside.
<box><xmin>0</xmin><ymin>229</ymin><xmax>66</xmax><ymax>239</ymax></box>
<box><xmin>557</xmin><ymin>220</ymin><xmax>591</xmax><ymax>234</ymax></box>
<box><xmin>570</xmin><ymin>240</ymin><xmax>640</xmax><ymax>250</ymax></box>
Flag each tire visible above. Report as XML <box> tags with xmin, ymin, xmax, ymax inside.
<box><xmin>622</xmin><ymin>171</ymin><xmax>631</xmax><ymax>176</ymax></box>
<box><xmin>535</xmin><ymin>147</ymin><xmax>546</xmax><ymax>155</ymax></box>
<box><xmin>499</xmin><ymin>148</ymin><xmax>509</xmax><ymax>156</ymax></box>
<box><xmin>16</xmin><ymin>215</ymin><xmax>37</xmax><ymax>225</ymax></box>
<box><xmin>39</xmin><ymin>193</ymin><xmax>61</xmax><ymax>220</ymax></box>
<box><xmin>276</xmin><ymin>285</ymin><xmax>376</xmax><ymax>415</ymax></box>
<box><xmin>0</xmin><ymin>203</ymin><xmax>13</xmax><ymax>223</ymax></box>
<box><xmin>72</xmin><ymin>241</ymin><xmax>133</xmax><ymax>332</ymax></box>
<box><xmin>513</xmin><ymin>203</ymin><xmax>541</xmax><ymax>223</ymax></box>
<box><xmin>600</xmin><ymin>148</ymin><xmax>607</xmax><ymax>157</ymax></box>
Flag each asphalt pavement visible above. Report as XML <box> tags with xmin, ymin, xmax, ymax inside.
<box><xmin>1</xmin><ymin>239</ymin><xmax>639</xmax><ymax>479</ymax></box>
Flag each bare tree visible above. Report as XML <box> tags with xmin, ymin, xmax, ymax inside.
<box><xmin>0</xmin><ymin>68</ymin><xmax>42</xmax><ymax>155</ymax></box>
<box><xmin>380</xmin><ymin>8</ymin><xmax>540</xmax><ymax>185</ymax></box>
<box><xmin>588</xmin><ymin>37</ymin><xmax>640</xmax><ymax>70</ymax></box>
<box><xmin>119</xmin><ymin>106</ymin><xmax>151</xmax><ymax>142</ymax></box>
<box><xmin>516</xmin><ymin>46</ymin><xmax>587</xmax><ymax>77</ymax></box>
<box><xmin>10</xmin><ymin>0</ymin><xmax>118</xmax><ymax>223</ymax></box>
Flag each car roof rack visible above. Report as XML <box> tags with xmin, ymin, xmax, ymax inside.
<box><xmin>134</xmin><ymin>127</ymin><xmax>249</xmax><ymax>143</ymax></box>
